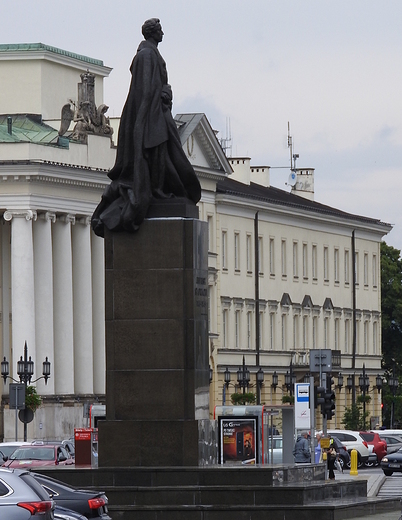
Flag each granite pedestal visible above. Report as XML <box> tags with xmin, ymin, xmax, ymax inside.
<box><xmin>98</xmin><ymin>215</ymin><xmax>209</xmax><ymax>467</ymax></box>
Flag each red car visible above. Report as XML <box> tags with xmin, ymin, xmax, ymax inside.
<box><xmin>359</xmin><ymin>431</ymin><xmax>387</xmax><ymax>465</ymax></box>
<box><xmin>2</xmin><ymin>443</ymin><xmax>74</xmax><ymax>469</ymax></box>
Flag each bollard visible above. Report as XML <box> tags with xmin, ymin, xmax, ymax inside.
<box><xmin>350</xmin><ymin>449</ymin><xmax>358</xmax><ymax>476</ymax></box>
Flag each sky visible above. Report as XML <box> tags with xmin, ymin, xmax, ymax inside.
<box><xmin>2</xmin><ymin>0</ymin><xmax>402</xmax><ymax>250</ymax></box>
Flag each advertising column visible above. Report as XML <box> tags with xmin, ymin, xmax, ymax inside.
<box><xmin>219</xmin><ymin>416</ymin><xmax>258</xmax><ymax>464</ymax></box>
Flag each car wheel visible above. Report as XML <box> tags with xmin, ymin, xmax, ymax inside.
<box><xmin>383</xmin><ymin>470</ymin><xmax>393</xmax><ymax>476</ymax></box>
<box><xmin>365</xmin><ymin>460</ymin><xmax>375</xmax><ymax>468</ymax></box>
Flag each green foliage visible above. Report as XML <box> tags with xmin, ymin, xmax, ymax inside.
<box><xmin>281</xmin><ymin>394</ymin><xmax>294</xmax><ymax>404</ymax></box>
<box><xmin>357</xmin><ymin>394</ymin><xmax>371</xmax><ymax>404</ymax></box>
<box><xmin>342</xmin><ymin>403</ymin><xmax>369</xmax><ymax>430</ymax></box>
<box><xmin>381</xmin><ymin>242</ymin><xmax>402</xmax><ymax>426</ymax></box>
<box><xmin>25</xmin><ymin>386</ymin><xmax>42</xmax><ymax>412</ymax></box>
<box><xmin>230</xmin><ymin>392</ymin><xmax>256</xmax><ymax>405</ymax></box>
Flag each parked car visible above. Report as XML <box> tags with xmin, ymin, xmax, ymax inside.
<box><xmin>359</xmin><ymin>431</ymin><xmax>387</xmax><ymax>465</ymax></box>
<box><xmin>32</xmin><ymin>472</ymin><xmax>111</xmax><ymax>519</ymax></box>
<box><xmin>378</xmin><ymin>433</ymin><xmax>402</xmax><ymax>454</ymax></box>
<box><xmin>380</xmin><ymin>447</ymin><xmax>402</xmax><ymax>476</ymax></box>
<box><xmin>326</xmin><ymin>429</ymin><xmax>376</xmax><ymax>467</ymax></box>
<box><xmin>3</xmin><ymin>444</ymin><xmax>74</xmax><ymax>469</ymax></box>
<box><xmin>0</xmin><ymin>467</ymin><xmax>54</xmax><ymax>519</ymax></box>
<box><xmin>55</xmin><ymin>506</ymin><xmax>87</xmax><ymax>520</ymax></box>
<box><xmin>330</xmin><ymin>435</ymin><xmax>350</xmax><ymax>470</ymax></box>
<box><xmin>0</xmin><ymin>442</ymin><xmax>31</xmax><ymax>463</ymax></box>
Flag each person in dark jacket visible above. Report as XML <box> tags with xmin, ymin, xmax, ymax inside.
<box><xmin>293</xmin><ymin>431</ymin><xmax>311</xmax><ymax>463</ymax></box>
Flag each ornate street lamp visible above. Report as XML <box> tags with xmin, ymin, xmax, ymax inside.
<box><xmin>271</xmin><ymin>371</ymin><xmax>278</xmax><ymax>390</ymax></box>
<box><xmin>285</xmin><ymin>362</ymin><xmax>296</xmax><ymax>395</ymax></box>
<box><xmin>346</xmin><ymin>374</ymin><xmax>354</xmax><ymax>393</ymax></box>
<box><xmin>1</xmin><ymin>341</ymin><xmax>51</xmax><ymax>441</ymax></box>
<box><xmin>237</xmin><ymin>356</ymin><xmax>250</xmax><ymax>394</ymax></box>
<box><xmin>375</xmin><ymin>374</ymin><xmax>383</xmax><ymax>393</ymax></box>
<box><xmin>256</xmin><ymin>367</ymin><xmax>264</xmax><ymax>388</ymax></box>
<box><xmin>337</xmin><ymin>372</ymin><xmax>344</xmax><ymax>390</ymax></box>
<box><xmin>359</xmin><ymin>364</ymin><xmax>370</xmax><ymax>430</ymax></box>
<box><xmin>389</xmin><ymin>359</ymin><xmax>399</xmax><ymax>429</ymax></box>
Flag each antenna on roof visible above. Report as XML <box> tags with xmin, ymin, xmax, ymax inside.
<box><xmin>287</xmin><ymin>122</ymin><xmax>299</xmax><ymax>187</ymax></box>
<box><xmin>220</xmin><ymin>117</ymin><xmax>232</xmax><ymax>157</ymax></box>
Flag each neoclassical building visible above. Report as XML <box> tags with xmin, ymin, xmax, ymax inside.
<box><xmin>0</xmin><ymin>44</ymin><xmax>391</xmax><ymax>440</ymax></box>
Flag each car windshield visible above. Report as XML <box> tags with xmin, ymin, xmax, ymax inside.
<box><xmin>11</xmin><ymin>447</ymin><xmax>54</xmax><ymax>461</ymax></box>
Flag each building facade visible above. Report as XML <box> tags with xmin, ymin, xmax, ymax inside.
<box><xmin>0</xmin><ymin>44</ymin><xmax>391</xmax><ymax>440</ymax></box>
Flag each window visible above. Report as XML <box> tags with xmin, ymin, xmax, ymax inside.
<box><xmin>364</xmin><ymin>253</ymin><xmax>368</xmax><ymax>286</ymax></box>
<box><xmin>222</xmin><ymin>231</ymin><xmax>227</xmax><ymax>269</ymax></box>
<box><xmin>259</xmin><ymin>311</ymin><xmax>263</xmax><ymax>350</ymax></box>
<box><xmin>324</xmin><ymin>317</ymin><xmax>329</xmax><ymax>348</ymax></box>
<box><xmin>281</xmin><ymin>314</ymin><xmax>287</xmax><ymax>350</ymax></box>
<box><xmin>364</xmin><ymin>321</ymin><xmax>369</xmax><ymax>353</ymax></box>
<box><xmin>258</xmin><ymin>236</ymin><xmax>263</xmax><ymax>274</ymax></box>
<box><xmin>247</xmin><ymin>311</ymin><xmax>253</xmax><ymax>349</ymax></box>
<box><xmin>303</xmin><ymin>243</ymin><xmax>308</xmax><ymax>279</ymax></box>
<box><xmin>372</xmin><ymin>254</ymin><xmax>377</xmax><ymax>287</ymax></box>
<box><xmin>373</xmin><ymin>322</ymin><xmax>378</xmax><ymax>354</ymax></box>
<box><xmin>312</xmin><ymin>244</ymin><xmax>317</xmax><ymax>280</ymax></box>
<box><xmin>270</xmin><ymin>314</ymin><xmax>275</xmax><ymax>350</ymax></box>
<box><xmin>269</xmin><ymin>238</ymin><xmax>275</xmax><ymax>275</ymax></box>
<box><xmin>207</xmin><ymin>215</ymin><xmax>213</xmax><ymax>252</ymax></box>
<box><xmin>334</xmin><ymin>248</ymin><xmax>339</xmax><ymax>283</ymax></box>
<box><xmin>355</xmin><ymin>252</ymin><xmax>359</xmax><ymax>284</ymax></box>
<box><xmin>246</xmin><ymin>234</ymin><xmax>252</xmax><ymax>273</ymax></box>
<box><xmin>281</xmin><ymin>239</ymin><xmax>287</xmax><ymax>276</ymax></box>
<box><xmin>344</xmin><ymin>319</ymin><xmax>350</xmax><ymax>354</ymax></box>
<box><xmin>312</xmin><ymin>317</ymin><xmax>318</xmax><ymax>349</ymax></box>
<box><xmin>234</xmin><ymin>232</ymin><xmax>240</xmax><ymax>271</ymax></box>
<box><xmin>344</xmin><ymin>249</ymin><xmax>350</xmax><ymax>284</ymax></box>
<box><xmin>323</xmin><ymin>246</ymin><xmax>329</xmax><ymax>281</ymax></box>
<box><xmin>293</xmin><ymin>242</ymin><xmax>298</xmax><ymax>278</ymax></box>
<box><xmin>235</xmin><ymin>310</ymin><xmax>240</xmax><ymax>348</ymax></box>
<box><xmin>334</xmin><ymin>318</ymin><xmax>339</xmax><ymax>350</ymax></box>
<box><xmin>293</xmin><ymin>315</ymin><xmax>299</xmax><ymax>349</ymax></box>
<box><xmin>222</xmin><ymin>309</ymin><xmax>228</xmax><ymax>348</ymax></box>
<box><xmin>303</xmin><ymin>316</ymin><xmax>308</xmax><ymax>349</ymax></box>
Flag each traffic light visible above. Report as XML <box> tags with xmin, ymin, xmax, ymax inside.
<box><xmin>323</xmin><ymin>375</ymin><xmax>335</xmax><ymax>420</ymax></box>
<box><xmin>314</xmin><ymin>385</ymin><xmax>325</xmax><ymax>412</ymax></box>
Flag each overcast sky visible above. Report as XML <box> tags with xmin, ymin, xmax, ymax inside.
<box><xmin>2</xmin><ymin>1</ymin><xmax>402</xmax><ymax>250</ymax></box>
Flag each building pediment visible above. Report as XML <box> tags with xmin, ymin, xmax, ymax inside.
<box><xmin>175</xmin><ymin>113</ymin><xmax>232</xmax><ymax>181</ymax></box>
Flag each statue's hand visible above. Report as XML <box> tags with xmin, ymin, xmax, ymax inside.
<box><xmin>161</xmin><ymin>84</ymin><xmax>173</xmax><ymax>107</ymax></box>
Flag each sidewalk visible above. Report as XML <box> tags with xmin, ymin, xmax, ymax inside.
<box><xmin>336</xmin><ymin>471</ymin><xmax>401</xmax><ymax>520</ymax></box>
<box><xmin>336</xmin><ymin>471</ymin><xmax>385</xmax><ymax>497</ymax></box>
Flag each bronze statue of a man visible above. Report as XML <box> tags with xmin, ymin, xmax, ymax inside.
<box><xmin>92</xmin><ymin>18</ymin><xmax>201</xmax><ymax>236</ymax></box>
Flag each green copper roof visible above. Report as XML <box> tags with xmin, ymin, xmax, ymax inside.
<box><xmin>0</xmin><ymin>43</ymin><xmax>104</xmax><ymax>67</ymax></box>
<box><xmin>0</xmin><ymin>114</ymin><xmax>60</xmax><ymax>145</ymax></box>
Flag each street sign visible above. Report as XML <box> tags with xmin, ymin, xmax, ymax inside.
<box><xmin>309</xmin><ymin>349</ymin><xmax>332</xmax><ymax>373</ymax></box>
<box><xmin>9</xmin><ymin>383</ymin><xmax>25</xmax><ymax>410</ymax></box>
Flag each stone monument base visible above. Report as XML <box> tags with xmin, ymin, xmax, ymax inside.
<box><xmin>98</xmin><ymin>215</ymin><xmax>209</xmax><ymax>467</ymax></box>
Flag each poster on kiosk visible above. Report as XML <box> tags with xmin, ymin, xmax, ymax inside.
<box><xmin>218</xmin><ymin>416</ymin><xmax>258</xmax><ymax>464</ymax></box>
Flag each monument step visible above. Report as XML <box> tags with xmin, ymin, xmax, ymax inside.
<box><xmin>106</xmin><ymin>496</ymin><xmax>400</xmax><ymax>520</ymax></box>
<box><xmin>101</xmin><ymin>480</ymin><xmax>367</xmax><ymax>507</ymax></box>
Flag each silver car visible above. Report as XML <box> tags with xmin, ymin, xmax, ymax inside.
<box><xmin>0</xmin><ymin>467</ymin><xmax>54</xmax><ymax>519</ymax></box>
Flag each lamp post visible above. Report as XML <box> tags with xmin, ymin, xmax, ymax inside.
<box><xmin>285</xmin><ymin>361</ymin><xmax>296</xmax><ymax>396</ymax></box>
<box><xmin>358</xmin><ymin>364</ymin><xmax>370</xmax><ymax>430</ymax></box>
<box><xmin>337</xmin><ymin>372</ymin><xmax>344</xmax><ymax>390</ymax></box>
<box><xmin>389</xmin><ymin>360</ymin><xmax>399</xmax><ymax>429</ymax></box>
<box><xmin>237</xmin><ymin>356</ymin><xmax>250</xmax><ymax>395</ymax></box>
<box><xmin>1</xmin><ymin>341</ymin><xmax>50</xmax><ymax>441</ymax></box>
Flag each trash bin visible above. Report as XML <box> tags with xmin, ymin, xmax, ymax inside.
<box><xmin>75</xmin><ymin>428</ymin><xmax>97</xmax><ymax>466</ymax></box>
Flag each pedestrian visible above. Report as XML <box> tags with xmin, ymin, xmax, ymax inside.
<box><xmin>326</xmin><ymin>438</ymin><xmax>337</xmax><ymax>480</ymax></box>
<box><xmin>293</xmin><ymin>431</ymin><xmax>311</xmax><ymax>463</ymax></box>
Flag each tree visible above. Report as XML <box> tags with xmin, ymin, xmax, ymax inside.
<box><xmin>381</xmin><ymin>241</ymin><xmax>402</xmax><ymax>426</ymax></box>
<box><xmin>342</xmin><ymin>402</ymin><xmax>369</xmax><ymax>431</ymax></box>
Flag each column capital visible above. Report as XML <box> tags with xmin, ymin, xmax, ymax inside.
<box><xmin>76</xmin><ymin>216</ymin><xmax>91</xmax><ymax>226</ymax></box>
<box><xmin>3</xmin><ymin>210</ymin><xmax>37</xmax><ymax>222</ymax></box>
<box><xmin>38</xmin><ymin>212</ymin><xmax>57</xmax><ymax>223</ymax></box>
<box><xmin>58</xmin><ymin>214</ymin><xmax>76</xmax><ymax>225</ymax></box>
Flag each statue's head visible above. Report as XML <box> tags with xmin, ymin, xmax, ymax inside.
<box><xmin>142</xmin><ymin>18</ymin><xmax>163</xmax><ymax>41</ymax></box>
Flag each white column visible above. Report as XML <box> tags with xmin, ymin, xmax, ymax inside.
<box><xmin>91</xmin><ymin>232</ymin><xmax>105</xmax><ymax>395</ymax></box>
<box><xmin>33</xmin><ymin>213</ymin><xmax>55</xmax><ymax>395</ymax></box>
<box><xmin>72</xmin><ymin>217</ymin><xmax>93</xmax><ymax>394</ymax></box>
<box><xmin>3</xmin><ymin>210</ymin><xmax>37</xmax><ymax>376</ymax></box>
<box><xmin>52</xmin><ymin>214</ymin><xmax>75</xmax><ymax>395</ymax></box>
<box><xmin>1</xmin><ymin>221</ymin><xmax>11</xmax><ymax>366</ymax></box>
